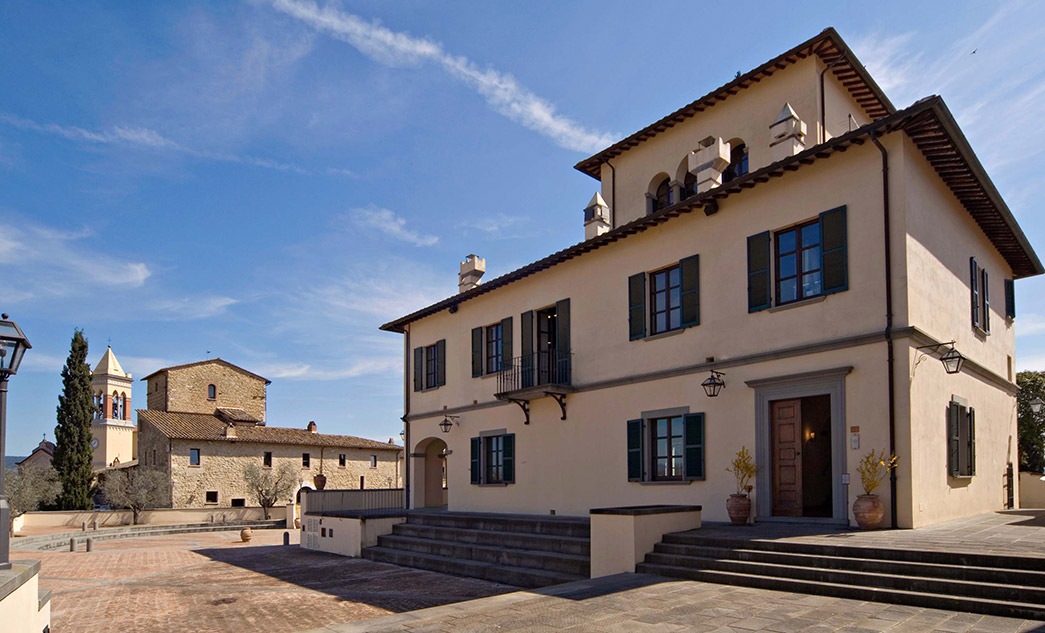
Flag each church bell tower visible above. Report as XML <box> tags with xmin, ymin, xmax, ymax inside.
<box><xmin>90</xmin><ymin>347</ymin><xmax>136</xmax><ymax>467</ymax></box>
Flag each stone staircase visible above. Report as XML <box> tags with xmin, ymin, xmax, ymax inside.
<box><xmin>362</xmin><ymin>511</ymin><xmax>590</xmax><ymax>588</ymax></box>
<box><xmin>636</xmin><ymin>530</ymin><xmax>1045</xmax><ymax>620</ymax></box>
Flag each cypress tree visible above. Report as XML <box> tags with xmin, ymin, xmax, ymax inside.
<box><xmin>53</xmin><ymin>330</ymin><xmax>95</xmax><ymax>510</ymax></box>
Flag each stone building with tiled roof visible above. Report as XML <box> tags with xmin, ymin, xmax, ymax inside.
<box><xmin>137</xmin><ymin>358</ymin><xmax>402</xmax><ymax>508</ymax></box>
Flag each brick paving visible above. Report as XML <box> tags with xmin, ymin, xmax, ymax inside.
<box><xmin>301</xmin><ymin>573</ymin><xmax>1045</xmax><ymax>633</ymax></box>
<box><xmin>23</xmin><ymin>529</ymin><xmax>513</xmax><ymax>633</ymax></box>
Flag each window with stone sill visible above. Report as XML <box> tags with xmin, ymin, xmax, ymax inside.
<box><xmin>207</xmin><ymin>384</ymin><xmax>217</xmax><ymax>400</ymax></box>
<box><xmin>338</xmin><ymin>453</ymin><xmax>346</xmax><ymax>468</ymax></box>
<box><xmin>190</xmin><ymin>448</ymin><xmax>200</xmax><ymax>466</ymax></box>
<box><xmin>205</xmin><ymin>490</ymin><xmax>218</xmax><ymax>504</ymax></box>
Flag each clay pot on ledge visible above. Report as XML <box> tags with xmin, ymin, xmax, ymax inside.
<box><xmin>726</xmin><ymin>494</ymin><xmax>751</xmax><ymax>525</ymax></box>
<box><xmin>294</xmin><ymin>517</ymin><xmax>301</xmax><ymax>530</ymax></box>
<box><xmin>240</xmin><ymin>527</ymin><xmax>253</xmax><ymax>542</ymax></box>
<box><xmin>313</xmin><ymin>473</ymin><xmax>327</xmax><ymax>490</ymax></box>
<box><xmin>853</xmin><ymin>494</ymin><xmax>885</xmax><ymax>530</ymax></box>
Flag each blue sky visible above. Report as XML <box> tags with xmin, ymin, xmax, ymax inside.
<box><xmin>3</xmin><ymin>1</ymin><xmax>1045</xmax><ymax>455</ymax></box>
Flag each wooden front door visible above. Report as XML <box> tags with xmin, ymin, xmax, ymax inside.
<box><xmin>772</xmin><ymin>399</ymin><xmax>803</xmax><ymax>517</ymax></box>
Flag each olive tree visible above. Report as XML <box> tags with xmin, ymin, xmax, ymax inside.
<box><xmin>100</xmin><ymin>468</ymin><xmax>170</xmax><ymax>525</ymax></box>
<box><xmin>6</xmin><ymin>464</ymin><xmax>62</xmax><ymax>516</ymax></box>
<box><xmin>243</xmin><ymin>461</ymin><xmax>297</xmax><ymax>519</ymax></box>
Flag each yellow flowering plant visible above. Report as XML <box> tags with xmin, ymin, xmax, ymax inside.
<box><xmin>726</xmin><ymin>446</ymin><xmax>757</xmax><ymax>495</ymax></box>
<box><xmin>857</xmin><ymin>449</ymin><xmax>898</xmax><ymax>494</ymax></box>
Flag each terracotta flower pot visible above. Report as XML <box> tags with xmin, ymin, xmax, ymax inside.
<box><xmin>853</xmin><ymin>494</ymin><xmax>885</xmax><ymax>530</ymax></box>
<box><xmin>313</xmin><ymin>473</ymin><xmax>327</xmax><ymax>490</ymax></box>
<box><xmin>726</xmin><ymin>493</ymin><xmax>751</xmax><ymax>525</ymax></box>
<box><xmin>240</xmin><ymin>527</ymin><xmax>253</xmax><ymax>542</ymax></box>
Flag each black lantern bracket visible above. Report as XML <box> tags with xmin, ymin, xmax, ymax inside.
<box><xmin>702</xmin><ymin>369</ymin><xmax>726</xmax><ymax>397</ymax></box>
<box><xmin>438</xmin><ymin>414</ymin><xmax>460</xmax><ymax>434</ymax></box>
<box><xmin>915</xmin><ymin>340</ymin><xmax>965</xmax><ymax>375</ymax></box>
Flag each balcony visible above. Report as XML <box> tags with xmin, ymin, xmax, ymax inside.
<box><xmin>495</xmin><ymin>350</ymin><xmax>574</xmax><ymax>423</ymax></box>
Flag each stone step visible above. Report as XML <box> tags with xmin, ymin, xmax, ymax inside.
<box><xmin>362</xmin><ymin>546</ymin><xmax>586</xmax><ymax>589</ymax></box>
<box><xmin>635</xmin><ymin>562</ymin><xmax>1045</xmax><ymax>621</ymax></box>
<box><xmin>642</xmin><ymin>551</ymin><xmax>1045</xmax><ymax>605</ymax></box>
<box><xmin>376</xmin><ymin>534</ymin><xmax>590</xmax><ymax>576</ymax></box>
<box><xmin>406</xmin><ymin>511</ymin><xmax>589</xmax><ymax>538</ymax></box>
<box><xmin>652</xmin><ymin>542</ymin><xmax>1045</xmax><ymax>587</ymax></box>
<box><xmin>661</xmin><ymin>532</ymin><xmax>1045</xmax><ymax>572</ymax></box>
<box><xmin>392</xmin><ymin>522</ymin><xmax>590</xmax><ymax>556</ymax></box>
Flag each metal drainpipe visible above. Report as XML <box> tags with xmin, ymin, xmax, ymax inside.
<box><xmin>603</xmin><ymin>159</ymin><xmax>616</xmax><ymax>229</ymax></box>
<box><xmin>870</xmin><ymin>130</ymin><xmax>898</xmax><ymax>529</ymax></box>
<box><xmin>402</xmin><ymin>324</ymin><xmax>411</xmax><ymax>510</ymax></box>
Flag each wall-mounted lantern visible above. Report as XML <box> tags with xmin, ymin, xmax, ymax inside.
<box><xmin>701</xmin><ymin>370</ymin><xmax>725</xmax><ymax>398</ymax></box>
<box><xmin>1030</xmin><ymin>397</ymin><xmax>1044</xmax><ymax>414</ymax></box>
<box><xmin>438</xmin><ymin>415</ymin><xmax>460</xmax><ymax>433</ymax></box>
<box><xmin>916</xmin><ymin>341</ymin><xmax>965</xmax><ymax>375</ymax></box>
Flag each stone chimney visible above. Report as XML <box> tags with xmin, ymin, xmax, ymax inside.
<box><xmin>459</xmin><ymin>254</ymin><xmax>486</xmax><ymax>293</ymax></box>
<box><xmin>583</xmin><ymin>192</ymin><xmax>611</xmax><ymax>240</ymax></box>
<box><xmin>687</xmin><ymin>136</ymin><xmax>731</xmax><ymax>194</ymax></box>
<box><xmin>769</xmin><ymin>103</ymin><xmax>807</xmax><ymax>162</ymax></box>
<box><xmin>307</xmin><ymin>420</ymin><xmax>317</xmax><ymax>433</ymax></box>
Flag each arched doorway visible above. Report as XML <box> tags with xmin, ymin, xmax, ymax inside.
<box><xmin>414</xmin><ymin>437</ymin><xmax>448</xmax><ymax>508</ymax></box>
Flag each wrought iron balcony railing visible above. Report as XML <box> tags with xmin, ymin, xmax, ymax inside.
<box><xmin>495</xmin><ymin>350</ymin><xmax>572</xmax><ymax>396</ymax></box>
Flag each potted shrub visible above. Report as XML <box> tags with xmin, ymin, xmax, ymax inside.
<box><xmin>853</xmin><ymin>449</ymin><xmax>899</xmax><ymax>529</ymax></box>
<box><xmin>725</xmin><ymin>446</ymin><xmax>757</xmax><ymax>525</ymax></box>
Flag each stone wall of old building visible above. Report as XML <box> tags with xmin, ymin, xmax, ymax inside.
<box><xmin>168</xmin><ymin>438</ymin><xmax>401</xmax><ymax>508</ymax></box>
<box><xmin>163</xmin><ymin>363</ymin><xmax>267</xmax><ymax>421</ymax></box>
<box><xmin>146</xmin><ymin>372</ymin><xmax>168</xmax><ymax>411</ymax></box>
<box><xmin>137</xmin><ymin>419</ymin><xmax>174</xmax><ymax>506</ymax></box>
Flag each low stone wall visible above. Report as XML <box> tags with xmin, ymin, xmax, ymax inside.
<box><xmin>301</xmin><ymin>512</ymin><xmax>405</xmax><ymax>557</ymax></box>
<box><xmin>1019</xmin><ymin>472</ymin><xmax>1045</xmax><ymax>508</ymax></box>
<box><xmin>589</xmin><ymin>505</ymin><xmax>702</xmax><ymax>578</ymax></box>
<box><xmin>17</xmin><ymin>505</ymin><xmax>285</xmax><ymax>531</ymax></box>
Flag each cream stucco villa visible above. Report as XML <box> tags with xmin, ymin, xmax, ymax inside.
<box><xmin>380</xmin><ymin>28</ymin><xmax>1041</xmax><ymax>530</ymax></box>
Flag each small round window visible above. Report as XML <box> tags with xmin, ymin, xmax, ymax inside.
<box><xmin>207</xmin><ymin>384</ymin><xmax>217</xmax><ymax>399</ymax></box>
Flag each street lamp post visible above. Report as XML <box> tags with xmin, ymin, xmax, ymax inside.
<box><xmin>0</xmin><ymin>314</ymin><xmax>31</xmax><ymax>571</ymax></box>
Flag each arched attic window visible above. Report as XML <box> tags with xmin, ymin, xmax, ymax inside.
<box><xmin>653</xmin><ymin>176</ymin><xmax>672</xmax><ymax>211</ymax></box>
<box><xmin>722</xmin><ymin>141</ymin><xmax>749</xmax><ymax>183</ymax></box>
<box><xmin>683</xmin><ymin>172</ymin><xmax>698</xmax><ymax>200</ymax></box>
<box><xmin>208</xmin><ymin>384</ymin><xmax>217</xmax><ymax>400</ymax></box>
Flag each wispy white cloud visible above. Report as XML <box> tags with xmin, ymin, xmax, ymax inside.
<box><xmin>148</xmin><ymin>295</ymin><xmax>239</xmax><ymax>320</ymax></box>
<box><xmin>0</xmin><ymin>217</ymin><xmax>150</xmax><ymax>302</ymax></box>
<box><xmin>261</xmin><ymin>356</ymin><xmax>400</xmax><ymax>380</ymax></box>
<box><xmin>349</xmin><ymin>205</ymin><xmax>438</xmax><ymax>247</ymax></box>
<box><xmin>268</xmin><ymin>0</ymin><xmax>616</xmax><ymax>153</ymax></box>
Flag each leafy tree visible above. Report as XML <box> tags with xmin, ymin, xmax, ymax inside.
<box><xmin>6</xmin><ymin>464</ymin><xmax>62</xmax><ymax>516</ymax></box>
<box><xmin>1017</xmin><ymin>370</ymin><xmax>1045</xmax><ymax>473</ymax></box>
<box><xmin>52</xmin><ymin>330</ymin><xmax>96</xmax><ymax>510</ymax></box>
<box><xmin>243</xmin><ymin>462</ymin><xmax>297</xmax><ymax>519</ymax></box>
<box><xmin>100</xmin><ymin>468</ymin><xmax>170</xmax><ymax>525</ymax></box>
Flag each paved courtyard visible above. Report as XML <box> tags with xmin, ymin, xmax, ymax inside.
<box><xmin>301</xmin><ymin>573</ymin><xmax>1045</xmax><ymax>633</ymax></box>
<box><xmin>24</xmin><ymin>529</ymin><xmax>513</xmax><ymax>633</ymax></box>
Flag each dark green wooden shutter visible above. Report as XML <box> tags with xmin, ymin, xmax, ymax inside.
<box><xmin>503</xmin><ymin>434</ymin><xmax>515</xmax><ymax>483</ymax></box>
<box><xmin>471</xmin><ymin>327</ymin><xmax>483</xmax><ymax>377</ymax></box>
<box><xmin>970</xmin><ymin>257</ymin><xmax>980</xmax><ymax>328</ymax></box>
<box><xmin>555</xmin><ymin>298</ymin><xmax>570</xmax><ymax>364</ymax></box>
<box><xmin>747</xmin><ymin>231</ymin><xmax>771</xmax><ymax>312</ymax></box>
<box><xmin>501</xmin><ymin>317</ymin><xmax>513</xmax><ymax>368</ymax></box>
<box><xmin>1005</xmin><ymin>279</ymin><xmax>1016</xmax><ymax>319</ymax></box>
<box><xmin>470</xmin><ymin>437</ymin><xmax>481</xmax><ymax>484</ymax></box>
<box><xmin>413</xmin><ymin>347</ymin><xmax>423</xmax><ymax>392</ymax></box>
<box><xmin>981</xmin><ymin>269</ymin><xmax>990</xmax><ymax>334</ymax></box>
<box><xmin>968</xmin><ymin>408</ymin><xmax>976</xmax><ymax>477</ymax></box>
<box><xmin>684</xmin><ymin>413</ymin><xmax>705</xmax><ymax>480</ymax></box>
<box><xmin>948</xmin><ymin>401</ymin><xmax>961</xmax><ymax>477</ymax></box>
<box><xmin>680</xmin><ymin>254</ymin><xmax>700</xmax><ymax>328</ymax></box>
<box><xmin>820</xmin><ymin>206</ymin><xmax>848</xmax><ymax>294</ymax></box>
<box><xmin>627</xmin><ymin>419</ymin><xmax>643</xmax><ymax>481</ymax></box>
<box><xmin>435</xmin><ymin>339</ymin><xmax>446</xmax><ymax>386</ymax></box>
<box><xmin>521</xmin><ymin>310</ymin><xmax>534</xmax><ymax>388</ymax></box>
<box><xmin>628</xmin><ymin>273</ymin><xmax>646</xmax><ymax>339</ymax></box>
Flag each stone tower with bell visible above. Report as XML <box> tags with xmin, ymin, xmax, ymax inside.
<box><xmin>90</xmin><ymin>347</ymin><xmax>136</xmax><ymax>467</ymax></box>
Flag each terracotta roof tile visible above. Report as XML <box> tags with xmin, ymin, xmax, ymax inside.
<box><xmin>138</xmin><ymin>410</ymin><xmax>401</xmax><ymax>451</ymax></box>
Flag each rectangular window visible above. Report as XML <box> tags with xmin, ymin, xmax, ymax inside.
<box><xmin>321</xmin><ymin>527</ymin><xmax>327</xmax><ymax>537</ymax></box>
<box><xmin>369</xmin><ymin>455</ymin><xmax>377</xmax><ymax>468</ymax></box>
<box><xmin>776</xmin><ymin>221</ymin><xmax>822</xmax><ymax>304</ymax></box>
<box><xmin>423</xmin><ymin>341</ymin><xmax>446</xmax><ymax>388</ymax></box>
<box><xmin>486</xmin><ymin>322</ymin><xmax>503</xmax><ymax>374</ymax></box>
<box><xmin>231</xmin><ymin>498</ymin><xmax>245</xmax><ymax>507</ymax></box>
<box><xmin>205</xmin><ymin>490</ymin><xmax>218</xmax><ymax>504</ymax></box>
<box><xmin>189</xmin><ymin>448</ymin><xmax>200</xmax><ymax>466</ymax></box>
<box><xmin>651</xmin><ymin>416</ymin><xmax>685</xmax><ymax>481</ymax></box>
<box><xmin>649</xmin><ymin>265</ymin><xmax>681</xmax><ymax>335</ymax></box>
<box><xmin>302</xmin><ymin>453</ymin><xmax>310</xmax><ymax>468</ymax></box>
<box><xmin>339</xmin><ymin>453</ymin><xmax>346</xmax><ymax>468</ymax></box>
<box><xmin>263</xmin><ymin>451</ymin><xmax>272</xmax><ymax>468</ymax></box>
<box><xmin>948</xmin><ymin>400</ymin><xmax>976</xmax><ymax>478</ymax></box>
<box><xmin>360</xmin><ymin>476</ymin><xmax>365</xmax><ymax>489</ymax></box>
<box><xmin>485</xmin><ymin>435</ymin><xmax>505</xmax><ymax>484</ymax></box>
